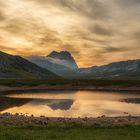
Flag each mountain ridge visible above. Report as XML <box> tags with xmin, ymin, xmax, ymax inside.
<box><xmin>77</xmin><ymin>59</ymin><xmax>140</xmax><ymax>79</ymax></box>
<box><xmin>1</xmin><ymin>50</ymin><xmax>140</xmax><ymax>80</ymax></box>
<box><xmin>0</xmin><ymin>51</ymin><xmax>59</xmax><ymax>79</ymax></box>
<box><xmin>26</xmin><ymin>51</ymin><xmax>140</xmax><ymax>79</ymax></box>
<box><xmin>26</xmin><ymin>51</ymin><xmax>78</xmax><ymax>76</ymax></box>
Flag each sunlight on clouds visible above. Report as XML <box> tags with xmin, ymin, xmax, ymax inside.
<box><xmin>0</xmin><ymin>0</ymin><xmax>140</xmax><ymax>67</ymax></box>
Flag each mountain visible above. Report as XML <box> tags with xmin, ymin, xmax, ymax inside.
<box><xmin>48</xmin><ymin>51</ymin><xmax>78</xmax><ymax>70</ymax></box>
<box><xmin>26</xmin><ymin>50</ymin><xmax>140</xmax><ymax>80</ymax></box>
<box><xmin>78</xmin><ymin>60</ymin><xmax>140</xmax><ymax>80</ymax></box>
<box><xmin>0</xmin><ymin>51</ymin><xmax>59</xmax><ymax>79</ymax></box>
<box><xmin>26</xmin><ymin>51</ymin><xmax>78</xmax><ymax>76</ymax></box>
<box><xmin>1</xmin><ymin>50</ymin><xmax>139</xmax><ymax>80</ymax></box>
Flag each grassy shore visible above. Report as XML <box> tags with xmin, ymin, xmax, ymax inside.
<box><xmin>0</xmin><ymin>79</ymin><xmax>140</xmax><ymax>92</ymax></box>
<box><xmin>0</xmin><ymin>79</ymin><xmax>140</xmax><ymax>87</ymax></box>
<box><xmin>0</xmin><ymin>124</ymin><xmax>139</xmax><ymax>140</ymax></box>
<box><xmin>0</xmin><ymin>114</ymin><xmax>139</xmax><ymax>140</ymax></box>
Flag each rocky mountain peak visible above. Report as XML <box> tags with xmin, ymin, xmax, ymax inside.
<box><xmin>47</xmin><ymin>51</ymin><xmax>72</xmax><ymax>60</ymax></box>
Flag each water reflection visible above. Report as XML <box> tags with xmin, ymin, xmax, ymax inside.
<box><xmin>0</xmin><ymin>97</ymin><xmax>74</xmax><ymax>111</ymax></box>
<box><xmin>0</xmin><ymin>90</ymin><xmax>140</xmax><ymax>117</ymax></box>
<box><xmin>121</xmin><ymin>98</ymin><xmax>140</xmax><ymax>104</ymax></box>
<box><xmin>28</xmin><ymin>99</ymin><xmax>74</xmax><ymax>110</ymax></box>
<box><xmin>0</xmin><ymin>97</ymin><xmax>32</xmax><ymax>111</ymax></box>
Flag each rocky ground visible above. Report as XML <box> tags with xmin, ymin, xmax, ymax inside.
<box><xmin>0</xmin><ymin>113</ymin><xmax>140</xmax><ymax>126</ymax></box>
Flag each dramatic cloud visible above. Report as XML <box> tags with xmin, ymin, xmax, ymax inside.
<box><xmin>0</xmin><ymin>0</ymin><xmax>140</xmax><ymax>67</ymax></box>
<box><xmin>32</xmin><ymin>0</ymin><xmax>110</xmax><ymax>19</ymax></box>
<box><xmin>118</xmin><ymin>0</ymin><xmax>140</xmax><ymax>6</ymax></box>
<box><xmin>92</xmin><ymin>25</ymin><xmax>113</xmax><ymax>36</ymax></box>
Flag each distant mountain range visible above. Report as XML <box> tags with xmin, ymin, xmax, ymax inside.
<box><xmin>0</xmin><ymin>50</ymin><xmax>140</xmax><ymax>80</ymax></box>
<box><xmin>26</xmin><ymin>51</ymin><xmax>140</xmax><ymax>80</ymax></box>
<box><xmin>0</xmin><ymin>51</ymin><xmax>59</xmax><ymax>79</ymax></box>
<box><xmin>77</xmin><ymin>60</ymin><xmax>140</xmax><ymax>80</ymax></box>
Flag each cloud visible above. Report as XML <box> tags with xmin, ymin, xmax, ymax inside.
<box><xmin>115</xmin><ymin>0</ymin><xmax>140</xmax><ymax>16</ymax></box>
<box><xmin>118</xmin><ymin>0</ymin><xmax>140</xmax><ymax>6</ymax></box>
<box><xmin>0</xmin><ymin>2</ymin><xmax>6</xmax><ymax>21</ymax></box>
<box><xmin>32</xmin><ymin>0</ymin><xmax>110</xmax><ymax>20</ymax></box>
<box><xmin>91</xmin><ymin>24</ymin><xmax>113</xmax><ymax>36</ymax></box>
<box><xmin>0</xmin><ymin>10</ymin><xmax>5</xmax><ymax>21</ymax></box>
<box><xmin>102</xmin><ymin>46</ymin><xmax>129</xmax><ymax>53</ymax></box>
<box><xmin>0</xmin><ymin>0</ymin><xmax>140</xmax><ymax>67</ymax></box>
<box><xmin>133</xmin><ymin>31</ymin><xmax>140</xmax><ymax>39</ymax></box>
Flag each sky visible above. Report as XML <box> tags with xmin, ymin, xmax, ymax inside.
<box><xmin>0</xmin><ymin>0</ymin><xmax>140</xmax><ymax>67</ymax></box>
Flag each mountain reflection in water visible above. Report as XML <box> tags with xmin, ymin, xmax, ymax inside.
<box><xmin>27</xmin><ymin>99</ymin><xmax>74</xmax><ymax>110</ymax></box>
<box><xmin>0</xmin><ymin>97</ymin><xmax>32</xmax><ymax>112</ymax></box>
<box><xmin>121</xmin><ymin>98</ymin><xmax>140</xmax><ymax>104</ymax></box>
<box><xmin>0</xmin><ymin>97</ymin><xmax>74</xmax><ymax>111</ymax></box>
<box><xmin>0</xmin><ymin>90</ymin><xmax>140</xmax><ymax>118</ymax></box>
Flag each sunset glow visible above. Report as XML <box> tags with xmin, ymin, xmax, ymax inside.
<box><xmin>0</xmin><ymin>0</ymin><xmax>140</xmax><ymax>67</ymax></box>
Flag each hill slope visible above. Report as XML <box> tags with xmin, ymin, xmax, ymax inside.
<box><xmin>78</xmin><ymin>60</ymin><xmax>140</xmax><ymax>80</ymax></box>
<box><xmin>0</xmin><ymin>51</ymin><xmax>59</xmax><ymax>79</ymax></box>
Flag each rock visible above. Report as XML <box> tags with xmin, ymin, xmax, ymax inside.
<box><xmin>93</xmin><ymin>123</ymin><xmax>101</xmax><ymax>127</ymax></box>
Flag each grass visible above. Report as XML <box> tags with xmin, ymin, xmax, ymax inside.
<box><xmin>0</xmin><ymin>124</ymin><xmax>139</xmax><ymax>140</ymax></box>
<box><xmin>0</xmin><ymin>79</ymin><xmax>140</xmax><ymax>87</ymax></box>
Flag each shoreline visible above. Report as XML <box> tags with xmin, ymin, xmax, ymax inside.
<box><xmin>1</xmin><ymin>85</ymin><xmax>140</xmax><ymax>92</ymax></box>
<box><xmin>0</xmin><ymin>113</ymin><xmax>140</xmax><ymax>126</ymax></box>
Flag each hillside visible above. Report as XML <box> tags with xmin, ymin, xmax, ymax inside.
<box><xmin>0</xmin><ymin>51</ymin><xmax>59</xmax><ymax>79</ymax></box>
<box><xmin>78</xmin><ymin>60</ymin><xmax>140</xmax><ymax>80</ymax></box>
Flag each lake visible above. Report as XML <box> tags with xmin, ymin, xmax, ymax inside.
<box><xmin>0</xmin><ymin>90</ymin><xmax>140</xmax><ymax>118</ymax></box>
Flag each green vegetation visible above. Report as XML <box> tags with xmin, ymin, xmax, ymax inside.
<box><xmin>0</xmin><ymin>124</ymin><xmax>139</xmax><ymax>140</ymax></box>
<box><xmin>0</xmin><ymin>79</ymin><xmax>140</xmax><ymax>87</ymax></box>
<box><xmin>0</xmin><ymin>51</ymin><xmax>60</xmax><ymax>80</ymax></box>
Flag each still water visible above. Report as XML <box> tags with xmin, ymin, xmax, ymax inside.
<box><xmin>0</xmin><ymin>90</ymin><xmax>140</xmax><ymax>118</ymax></box>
